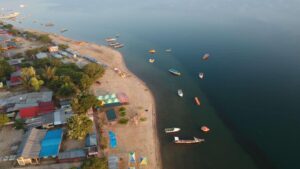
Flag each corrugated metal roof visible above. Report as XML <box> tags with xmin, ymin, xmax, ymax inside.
<box><xmin>58</xmin><ymin>149</ymin><xmax>86</xmax><ymax>160</ymax></box>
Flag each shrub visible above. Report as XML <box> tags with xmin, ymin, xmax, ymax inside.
<box><xmin>118</xmin><ymin>118</ymin><xmax>129</xmax><ymax>124</ymax></box>
<box><xmin>0</xmin><ymin>114</ymin><xmax>10</xmax><ymax>127</ymax></box>
<box><xmin>119</xmin><ymin>107</ymin><xmax>126</xmax><ymax>112</ymax></box>
<box><xmin>140</xmin><ymin>117</ymin><xmax>147</xmax><ymax>122</ymax></box>
<box><xmin>58</xmin><ymin>44</ymin><xmax>69</xmax><ymax>50</ymax></box>
<box><xmin>14</xmin><ymin>119</ymin><xmax>25</xmax><ymax>130</ymax></box>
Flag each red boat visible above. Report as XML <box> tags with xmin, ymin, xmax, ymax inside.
<box><xmin>194</xmin><ymin>97</ymin><xmax>201</xmax><ymax>106</ymax></box>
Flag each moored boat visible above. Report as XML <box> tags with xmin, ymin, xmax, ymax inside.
<box><xmin>194</xmin><ymin>97</ymin><xmax>201</xmax><ymax>106</ymax></box>
<box><xmin>202</xmin><ymin>53</ymin><xmax>209</xmax><ymax>60</ymax></box>
<box><xmin>113</xmin><ymin>44</ymin><xmax>124</xmax><ymax>49</ymax></box>
<box><xmin>165</xmin><ymin>128</ymin><xmax>181</xmax><ymax>133</ymax></box>
<box><xmin>199</xmin><ymin>72</ymin><xmax>204</xmax><ymax>79</ymax></box>
<box><xmin>105</xmin><ymin>37</ymin><xmax>117</xmax><ymax>42</ymax></box>
<box><xmin>149</xmin><ymin>49</ymin><xmax>156</xmax><ymax>54</ymax></box>
<box><xmin>174</xmin><ymin>137</ymin><xmax>204</xmax><ymax>144</ymax></box>
<box><xmin>60</xmin><ymin>28</ymin><xmax>68</xmax><ymax>33</ymax></box>
<box><xmin>149</xmin><ymin>58</ymin><xmax>155</xmax><ymax>63</ymax></box>
<box><xmin>0</xmin><ymin>12</ymin><xmax>20</xmax><ymax>19</ymax></box>
<box><xmin>165</xmin><ymin>48</ymin><xmax>172</xmax><ymax>52</ymax></box>
<box><xmin>177</xmin><ymin>89</ymin><xmax>183</xmax><ymax>97</ymax></box>
<box><xmin>168</xmin><ymin>68</ymin><xmax>181</xmax><ymax>76</ymax></box>
<box><xmin>201</xmin><ymin>126</ymin><xmax>210</xmax><ymax>133</ymax></box>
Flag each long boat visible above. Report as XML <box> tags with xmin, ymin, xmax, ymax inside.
<box><xmin>105</xmin><ymin>37</ymin><xmax>117</xmax><ymax>42</ymax></box>
<box><xmin>168</xmin><ymin>68</ymin><xmax>181</xmax><ymax>76</ymax></box>
<box><xmin>194</xmin><ymin>97</ymin><xmax>201</xmax><ymax>106</ymax></box>
<box><xmin>202</xmin><ymin>53</ymin><xmax>209</xmax><ymax>60</ymax></box>
<box><xmin>174</xmin><ymin>137</ymin><xmax>204</xmax><ymax>144</ymax></box>
<box><xmin>165</xmin><ymin>128</ymin><xmax>180</xmax><ymax>133</ymax></box>
<box><xmin>177</xmin><ymin>89</ymin><xmax>183</xmax><ymax>97</ymax></box>
<box><xmin>199</xmin><ymin>72</ymin><xmax>204</xmax><ymax>79</ymax></box>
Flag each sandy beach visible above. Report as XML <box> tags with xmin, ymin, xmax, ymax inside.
<box><xmin>49</xmin><ymin>34</ymin><xmax>162</xmax><ymax>169</ymax></box>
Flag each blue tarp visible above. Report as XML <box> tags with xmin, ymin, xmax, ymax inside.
<box><xmin>109</xmin><ymin>131</ymin><xmax>117</xmax><ymax>148</ymax></box>
<box><xmin>39</xmin><ymin>128</ymin><xmax>63</xmax><ymax>158</ymax></box>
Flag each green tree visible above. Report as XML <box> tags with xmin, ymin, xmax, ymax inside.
<box><xmin>42</xmin><ymin>66</ymin><xmax>56</xmax><ymax>82</ymax></box>
<box><xmin>71</xmin><ymin>93</ymin><xmax>97</xmax><ymax>114</ymax></box>
<box><xmin>83</xmin><ymin>63</ymin><xmax>105</xmax><ymax>80</ymax></box>
<box><xmin>14</xmin><ymin>119</ymin><xmax>25</xmax><ymax>130</ymax></box>
<box><xmin>0</xmin><ymin>114</ymin><xmax>10</xmax><ymax>127</ymax></box>
<box><xmin>67</xmin><ymin>114</ymin><xmax>92</xmax><ymax>140</ymax></box>
<box><xmin>58</xmin><ymin>44</ymin><xmax>69</xmax><ymax>50</ymax></box>
<box><xmin>38</xmin><ymin>34</ymin><xmax>52</xmax><ymax>43</ymax></box>
<box><xmin>0</xmin><ymin>60</ymin><xmax>13</xmax><ymax>79</ymax></box>
<box><xmin>81</xmin><ymin>157</ymin><xmax>108</xmax><ymax>169</ymax></box>
<box><xmin>21</xmin><ymin>67</ymin><xmax>44</xmax><ymax>91</ymax></box>
<box><xmin>79</xmin><ymin>74</ymin><xmax>93</xmax><ymax>90</ymax></box>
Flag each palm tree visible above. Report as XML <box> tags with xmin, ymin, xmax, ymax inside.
<box><xmin>42</xmin><ymin>66</ymin><xmax>56</xmax><ymax>82</ymax></box>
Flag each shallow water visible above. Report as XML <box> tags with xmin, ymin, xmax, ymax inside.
<box><xmin>2</xmin><ymin>0</ymin><xmax>300</xmax><ymax>168</ymax></box>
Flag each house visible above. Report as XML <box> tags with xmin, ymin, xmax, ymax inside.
<box><xmin>51</xmin><ymin>53</ymin><xmax>63</xmax><ymax>59</ymax></box>
<box><xmin>85</xmin><ymin>133</ymin><xmax>98</xmax><ymax>156</ymax></box>
<box><xmin>39</xmin><ymin>128</ymin><xmax>63</xmax><ymax>159</ymax></box>
<box><xmin>48</xmin><ymin>46</ymin><xmax>58</xmax><ymax>53</ymax></box>
<box><xmin>57</xmin><ymin>149</ymin><xmax>86</xmax><ymax>163</ymax></box>
<box><xmin>17</xmin><ymin>128</ymin><xmax>47</xmax><ymax>166</ymax></box>
<box><xmin>7</xmin><ymin>70</ymin><xmax>22</xmax><ymax>87</ymax></box>
<box><xmin>19</xmin><ymin>101</ymin><xmax>55</xmax><ymax>119</ymax></box>
<box><xmin>106</xmin><ymin>109</ymin><xmax>117</xmax><ymax>125</ymax></box>
<box><xmin>36</xmin><ymin>52</ymin><xmax>48</xmax><ymax>59</ymax></box>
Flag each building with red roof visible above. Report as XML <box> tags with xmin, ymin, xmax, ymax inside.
<box><xmin>19</xmin><ymin>102</ymin><xmax>55</xmax><ymax>119</ymax></box>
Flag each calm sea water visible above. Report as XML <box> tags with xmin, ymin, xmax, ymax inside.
<box><xmin>2</xmin><ymin>0</ymin><xmax>300</xmax><ymax>168</ymax></box>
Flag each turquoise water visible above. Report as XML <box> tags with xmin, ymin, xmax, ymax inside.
<box><xmin>2</xmin><ymin>0</ymin><xmax>300</xmax><ymax>168</ymax></box>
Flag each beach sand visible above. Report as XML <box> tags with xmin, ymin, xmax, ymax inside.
<box><xmin>50</xmin><ymin>34</ymin><xmax>162</xmax><ymax>169</ymax></box>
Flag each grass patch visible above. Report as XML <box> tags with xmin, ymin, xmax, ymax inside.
<box><xmin>140</xmin><ymin>117</ymin><xmax>147</xmax><ymax>122</ymax></box>
<box><xmin>118</xmin><ymin>118</ymin><xmax>129</xmax><ymax>124</ymax></box>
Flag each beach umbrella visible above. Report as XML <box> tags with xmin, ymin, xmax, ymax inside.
<box><xmin>98</xmin><ymin>96</ymin><xmax>103</xmax><ymax>100</ymax></box>
<box><xmin>113</xmin><ymin>98</ymin><xmax>119</xmax><ymax>103</ymax></box>
<box><xmin>111</xmin><ymin>93</ymin><xmax>116</xmax><ymax>98</ymax></box>
<box><xmin>104</xmin><ymin>95</ymin><xmax>109</xmax><ymax>99</ymax></box>
<box><xmin>107</xmin><ymin>99</ymin><xmax>113</xmax><ymax>104</ymax></box>
<box><xmin>139</xmin><ymin>157</ymin><xmax>147</xmax><ymax>165</ymax></box>
<box><xmin>129</xmin><ymin>152</ymin><xmax>136</xmax><ymax>163</ymax></box>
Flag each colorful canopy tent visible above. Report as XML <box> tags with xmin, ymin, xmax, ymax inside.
<box><xmin>129</xmin><ymin>152</ymin><xmax>136</xmax><ymax>164</ymax></box>
<box><xmin>139</xmin><ymin>157</ymin><xmax>147</xmax><ymax>165</ymax></box>
<box><xmin>109</xmin><ymin>131</ymin><xmax>117</xmax><ymax>148</ymax></box>
<box><xmin>97</xmin><ymin>93</ymin><xmax>128</xmax><ymax>107</ymax></box>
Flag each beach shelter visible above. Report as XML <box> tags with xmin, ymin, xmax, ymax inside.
<box><xmin>97</xmin><ymin>96</ymin><xmax>103</xmax><ymax>100</ymax></box>
<box><xmin>111</xmin><ymin>94</ymin><xmax>116</xmax><ymax>98</ymax></box>
<box><xmin>104</xmin><ymin>95</ymin><xmax>110</xmax><ymax>99</ymax></box>
<box><xmin>139</xmin><ymin>157</ymin><xmax>147</xmax><ymax>166</ymax></box>
<box><xmin>113</xmin><ymin>98</ymin><xmax>119</xmax><ymax>103</ymax></box>
<box><xmin>107</xmin><ymin>99</ymin><xmax>113</xmax><ymax>104</ymax></box>
<box><xmin>129</xmin><ymin>152</ymin><xmax>136</xmax><ymax>164</ymax></box>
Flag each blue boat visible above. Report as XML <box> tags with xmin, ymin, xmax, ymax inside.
<box><xmin>168</xmin><ymin>68</ymin><xmax>181</xmax><ymax>76</ymax></box>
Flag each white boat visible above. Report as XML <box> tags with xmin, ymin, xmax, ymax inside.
<box><xmin>177</xmin><ymin>89</ymin><xmax>183</xmax><ymax>97</ymax></box>
<box><xmin>174</xmin><ymin>137</ymin><xmax>205</xmax><ymax>144</ymax></box>
<box><xmin>149</xmin><ymin>58</ymin><xmax>155</xmax><ymax>63</ymax></box>
<box><xmin>199</xmin><ymin>72</ymin><xmax>204</xmax><ymax>79</ymax></box>
<box><xmin>0</xmin><ymin>12</ymin><xmax>20</xmax><ymax>19</ymax></box>
<box><xmin>202</xmin><ymin>53</ymin><xmax>209</xmax><ymax>60</ymax></box>
<box><xmin>105</xmin><ymin>37</ymin><xmax>117</xmax><ymax>42</ymax></box>
<box><xmin>165</xmin><ymin>48</ymin><xmax>172</xmax><ymax>52</ymax></box>
<box><xmin>60</xmin><ymin>28</ymin><xmax>68</xmax><ymax>33</ymax></box>
<box><xmin>165</xmin><ymin>128</ymin><xmax>181</xmax><ymax>133</ymax></box>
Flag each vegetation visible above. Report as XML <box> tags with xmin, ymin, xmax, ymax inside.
<box><xmin>58</xmin><ymin>44</ymin><xmax>69</xmax><ymax>50</ymax></box>
<box><xmin>21</xmin><ymin>67</ymin><xmax>44</xmax><ymax>91</ymax></box>
<box><xmin>140</xmin><ymin>117</ymin><xmax>147</xmax><ymax>122</ymax></box>
<box><xmin>118</xmin><ymin>107</ymin><xmax>126</xmax><ymax>117</ymax></box>
<box><xmin>23</xmin><ymin>31</ymin><xmax>52</xmax><ymax>43</ymax></box>
<box><xmin>14</xmin><ymin>119</ymin><xmax>25</xmax><ymax>130</ymax></box>
<box><xmin>71</xmin><ymin>93</ymin><xmax>97</xmax><ymax>114</ymax></box>
<box><xmin>0</xmin><ymin>114</ymin><xmax>10</xmax><ymax>128</ymax></box>
<box><xmin>0</xmin><ymin>60</ymin><xmax>13</xmax><ymax>80</ymax></box>
<box><xmin>67</xmin><ymin>114</ymin><xmax>92</xmax><ymax>140</ymax></box>
<box><xmin>25</xmin><ymin>46</ymin><xmax>49</xmax><ymax>58</ymax></box>
<box><xmin>83</xmin><ymin>63</ymin><xmax>105</xmax><ymax>80</ymax></box>
<box><xmin>81</xmin><ymin>157</ymin><xmax>108</xmax><ymax>169</ymax></box>
<box><xmin>118</xmin><ymin>117</ymin><xmax>129</xmax><ymax>124</ymax></box>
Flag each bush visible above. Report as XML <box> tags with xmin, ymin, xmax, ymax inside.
<box><xmin>119</xmin><ymin>107</ymin><xmax>126</xmax><ymax>112</ymax></box>
<box><xmin>38</xmin><ymin>34</ymin><xmax>52</xmax><ymax>43</ymax></box>
<box><xmin>118</xmin><ymin>118</ymin><xmax>129</xmax><ymax>124</ymax></box>
<box><xmin>140</xmin><ymin>117</ymin><xmax>147</xmax><ymax>122</ymax></box>
<box><xmin>81</xmin><ymin>157</ymin><xmax>108</xmax><ymax>169</ymax></box>
<box><xmin>119</xmin><ymin>111</ymin><xmax>126</xmax><ymax>117</ymax></box>
<box><xmin>0</xmin><ymin>114</ymin><xmax>10</xmax><ymax>127</ymax></box>
<box><xmin>58</xmin><ymin>44</ymin><xmax>69</xmax><ymax>50</ymax></box>
<box><xmin>14</xmin><ymin>119</ymin><xmax>25</xmax><ymax>130</ymax></box>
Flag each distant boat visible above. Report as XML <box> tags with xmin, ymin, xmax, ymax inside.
<box><xmin>177</xmin><ymin>89</ymin><xmax>183</xmax><ymax>97</ymax></box>
<box><xmin>174</xmin><ymin>137</ymin><xmax>205</xmax><ymax>144</ymax></box>
<box><xmin>168</xmin><ymin>68</ymin><xmax>181</xmax><ymax>76</ymax></box>
<box><xmin>0</xmin><ymin>12</ymin><xmax>20</xmax><ymax>19</ymax></box>
<box><xmin>60</xmin><ymin>28</ymin><xmax>68</xmax><ymax>33</ymax></box>
<box><xmin>201</xmin><ymin>126</ymin><xmax>210</xmax><ymax>133</ymax></box>
<box><xmin>165</xmin><ymin>128</ymin><xmax>181</xmax><ymax>133</ymax></box>
<box><xmin>19</xmin><ymin>4</ymin><xmax>25</xmax><ymax>8</ymax></box>
<box><xmin>113</xmin><ymin>44</ymin><xmax>124</xmax><ymax>49</ymax></box>
<box><xmin>105</xmin><ymin>37</ymin><xmax>117</xmax><ymax>42</ymax></box>
<box><xmin>45</xmin><ymin>22</ymin><xmax>54</xmax><ymax>27</ymax></box>
<box><xmin>199</xmin><ymin>72</ymin><xmax>204</xmax><ymax>79</ymax></box>
<box><xmin>165</xmin><ymin>48</ymin><xmax>172</xmax><ymax>52</ymax></box>
<box><xmin>194</xmin><ymin>97</ymin><xmax>200</xmax><ymax>106</ymax></box>
<box><xmin>149</xmin><ymin>58</ymin><xmax>155</xmax><ymax>63</ymax></box>
<box><xmin>202</xmin><ymin>53</ymin><xmax>209</xmax><ymax>60</ymax></box>
<box><xmin>115</xmin><ymin>33</ymin><xmax>120</xmax><ymax>38</ymax></box>
<box><xmin>149</xmin><ymin>49</ymin><xmax>156</xmax><ymax>54</ymax></box>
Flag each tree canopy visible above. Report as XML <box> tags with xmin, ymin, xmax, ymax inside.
<box><xmin>0</xmin><ymin>114</ymin><xmax>10</xmax><ymax>127</ymax></box>
<box><xmin>71</xmin><ymin>93</ymin><xmax>97</xmax><ymax>114</ymax></box>
<box><xmin>21</xmin><ymin>66</ymin><xmax>44</xmax><ymax>91</ymax></box>
<box><xmin>83</xmin><ymin>63</ymin><xmax>105</xmax><ymax>80</ymax></box>
<box><xmin>0</xmin><ymin>60</ymin><xmax>13</xmax><ymax>80</ymax></box>
<box><xmin>67</xmin><ymin>114</ymin><xmax>92</xmax><ymax>140</ymax></box>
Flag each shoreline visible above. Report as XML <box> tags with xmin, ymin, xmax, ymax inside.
<box><xmin>48</xmin><ymin>33</ymin><xmax>162</xmax><ymax>169</ymax></box>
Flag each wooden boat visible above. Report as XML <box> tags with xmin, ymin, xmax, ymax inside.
<box><xmin>113</xmin><ymin>44</ymin><xmax>124</xmax><ymax>49</ymax></box>
<box><xmin>168</xmin><ymin>68</ymin><xmax>181</xmax><ymax>76</ymax></box>
<box><xmin>202</xmin><ymin>53</ymin><xmax>209</xmax><ymax>60</ymax></box>
<box><xmin>177</xmin><ymin>89</ymin><xmax>183</xmax><ymax>97</ymax></box>
<box><xmin>174</xmin><ymin>137</ymin><xmax>204</xmax><ymax>144</ymax></box>
<box><xmin>45</xmin><ymin>22</ymin><xmax>54</xmax><ymax>27</ymax></box>
<box><xmin>201</xmin><ymin>126</ymin><xmax>210</xmax><ymax>133</ymax></box>
<box><xmin>149</xmin><ymin>49</ymin><xmax>156</xmax><ymax>54</ymax></box>
<box><xmin>105</xmin><ymin>37</ymin><xmax>117</xmax><ymax>42</ymax></box>
<box><xmin>199</xmin><ymin>72</ymin><xmax>204</xmax><ymax>79</ymax></box>
<box><xmin>165</xmin><ymin>48</ymin><xmax>172</xmax><ymax>52</ymax></box>
<box><xmin>194</xmin><ymin>97</ymin><xmax>200</xmax><ymax>106</ymax></box>
<box><xmin>60</xmin><ymin>28</ymin><xmax>68</xmax><ymax>33</ymax></box>
<box><xmin>165</xmin><ymin>128</ymin><xmax>180</xmax><ymax>133</ymax></box>
<box><xmin>149</xmin><ymin>58</ymin><xmax>155</xmax><ymax>63</ymax></box>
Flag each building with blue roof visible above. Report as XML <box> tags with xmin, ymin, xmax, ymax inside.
<box><xmin>39</xmin><ymin>128</ymin><xmax>63</xmax><ymax>158</ymax></box>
